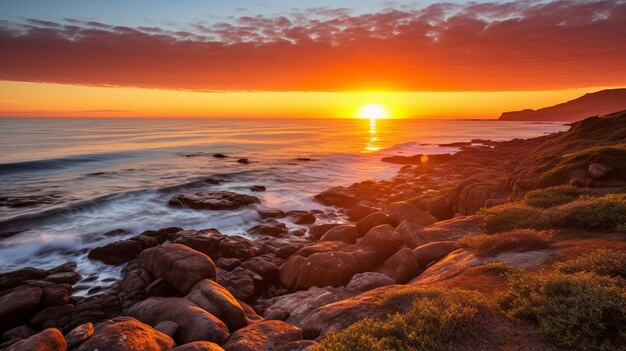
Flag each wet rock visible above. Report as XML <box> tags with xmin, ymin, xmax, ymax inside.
<box><xmin>45</xmin><ymin>271</ymin><xmax>81</xmax><ymax>284</ymax></box>
<box><xmin>2</xmin><ymin>325</ymin><xmax>35</xmax><ymax>341</ymax></box>
<box><xmin>237</xmin><ymin>158</ymin><xmax>250</xmax><ymax>164</ymax></box>
<box><xmin>241</xmin><ymin>256</ymin><xmax>280</xmax><ymax>284</ymax></box>
<box><xmin>320</xmin><ymin>225</ymin><xmax>358</xmax><ymax>243</ymax></box>
<box><xmin>0</xmin><ymin>267</ymin><xmax>46</xmax><ymax>290</ymax></box>
<box><xmin>307</xmin><ymin>223</ymin><xmax>340</xmax><ymax>240</ymax></box>
<box><xmin>355</xmin><ymin>211</ymin><xmax>391</xmax><ymax>236</ymax></box>
<box><xmin>314</xmin><ymin>187</ymin><xmax>358</xmax><ymax>208</ymax></box>
<box><xmin>222</xmin><ymin>320</ymin><xmax>303</xmax><ymax>351</ymax></box>
<box><xmin>30</xmin><ymin>304</ymin><xmax>75</xmax><ymax>330</ymax></box>
<box><xmin>88</xmin><ymin>239</ymin><xmax>143</xmax><ymax>265</ymax></box>
<box><xmin>174</xmin><ymin>229</ymin><xmax>224</xmax><ymax>258</ymax></box>
<box><xmin>127</xmin><ymin>297</ymin><xmax>229</xmax><ymax>344</ymax></box>
<box><xmin>154</xmin><ymin>320</ymin><xmax>179</xmax><ymax>337</ymax></box>
<box><xmin>588</xmin><ymin>162</ymin><xmax>612</xmax><ymax>179</ymax></box>
<box><xmin>139</xmin><ymin>244</ymin><xmax>217</xmax><ymax>294</ymax></box>
<box><xmin>185</xmin><ymin>279</ymin><xmax>248</xmax><ymax>330</ymax></box>
<box><xmin>74</xmin><ymin>317</ymin><xmax>174</xmax><ymax>351</ymax></box>
<box><xmin>216</xmin><ymin>257</ymin><xmax>242</xmax><ymax>270</ymax></box>
<box><xmin>169</xmin><ymin>191</ymin><xmax>260</xmax><ymax>210</ymax></box>
<box><xmin>41</xmin><ymin>284</ymin><xmax>72</xmax><ymax>307</ymax></box>
<box><xmin>5</xmin><ymin>328</ymin><xmax>66</xmax><ymax>351</ymax></box>
<box><xmin>256</xmin><ymin>207</ymin><xmax>285</xmax><ymax>219</ymax></box>
<box><xmin>386</xmin><ymin>201</ymin><xmax>438</xmax><ymax>226</ymax></box>
<box><xmin>0</xmin><ymin>286</ymin><xmax>42</xmax><ymax>330</ymax></box>
<box><xmin>206</xmin><ymin>177</ymin><xmax>222</xmax><ymax>185</ymax></box>
<box><xmin>250</xmin><ymin>185</ymin><xmax>266</xmax><ymax>192</ymax></box>
<box><xmin>286</xmin><ymin>211</ymin><xmax>316</xmax><ymax>225</ymax></box>
<box><xmin>380</xmin><ymin>248</ymin><xmax>422</xmax><ymax>283</ymax></box>
<box><xmin>413</xmin><ymin>241</ymin><xmax>457</xmax><ymax>268</ymax></box>
<box><xmin>360</xmin><ymin>224</ymin><xmax>406</xmax><ymax>262</ymax></box>
<box><xmin>255</xmin><ymin>236</ymin><xmax>312</xmax><ymax>259</ymax></box>
<box><xmin>173</xmin><ymin>341</ymin><xmax>226</xmax><ymax>351</ymax></box>
<box><xmin>213</xmin><ymin>153</ymin><xmax>228</xmax><ymax>158</ymax></box>
<box><xmin>67</xmin><ymin>294</ymin><xmax>123</xmax><ymax>332</ymax></box>
<box><xmin>103</xmin><ymin>228</ymin><xmax>130</xmax><ymax>237</ymax></box>
<box><xmin>346</xmin><ymin>272</ymin><xmax>395</xmax><ymax>293</ymax></box>
<box><xmin>247</xmin><ymin>220</ymin><xmax>288</xmax><ymax>237</ymax></box>
<box><xmin>118</xmin><ymin>265</ymin><xmax>155</xmax><ymax>294</ymax></box>
<box><xmin>219</xmin><ymin>236</ymin><xmax>259</xmax><ymax>259</ymax></box>
<box><xmin>64</xmin><ymin>322</ymin><xmax>94</xmax><ymax>349</ymax></box>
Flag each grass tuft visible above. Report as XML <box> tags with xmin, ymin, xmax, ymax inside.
<box><xmin>457</xmin><ymin>229</ymin><xmax>552</xmax><ymax>257</ymax></box>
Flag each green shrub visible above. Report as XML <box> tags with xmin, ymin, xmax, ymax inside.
<box><xmin>547</xmin><ymin>193</ymin><xmax>626</xmax><ymax>232</ymax></box>
<box><xmin>319</xmin><ymin>288</ymin><xmax>495</xmax><ymax>351</ymax></box>
<box><xmin>498</xmin><ymin>271</ymin><xmax>626</xmax><ymax>351</ymax></box>
<box><xmin>522</xmin><ymin>185</ymin><xmax>585</xmax><ymax>208</ymax></box>
<box><xmin>555</xmin><ymin>249</ymin><xmax>626</xmax><ymax>279</ymax></box>
<box><xmin>484</xmin><ymin>262</ymin><xmax>519</xmax><ymax>276</ymax></box>
<box><xmin>478</xmin><ymin>203</ymin><xmax>549</xmax><ymax>234</ymax></box>
<box><xmin>457</xmin><ymin>229</ymin><xmax>552</xmax><ymax>257</ymax></box>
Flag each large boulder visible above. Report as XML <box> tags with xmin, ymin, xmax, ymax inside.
<box><xmin>359</xmin><ymin>224</ymin><xmax>406</xmax><ymax>262</ymax></box>
<box><xmin>588</xmin><ymin>163</ymin><xmax>612</xmax><ymax>179</ymax></box>
<box><xmin>41</xmin><ymin>284</ymin><xmax>73</xmax><ymax>307</ymax></box>
<box><xmin>64</xmin><ymin>322</ymin><xmax>94</xmax><ymax>349</ymax></box>
<box><xmin>185</xmin><ymin>279</ymin><xmax>248</xmax><ymax>330</ymax></box>
<box><xmin>263</xmin><ymin>286</ymin><xmax>353</xmax><ymax>325</ymax></box>
<box><xmin>217</xmin><ymin>267</ymin><xmax>259</xmax><ymax>301</ymax></box>
<box><xmin>0</xmin><ymin>286</ymin><xmax>42</xmax><ymax>330</ymax></box>
<box><xmin>320</xmin><ymin>225</ymin><xmax>359</xmax><ymax>243</ymax></box>
<box><xmin>222</xmin><ymin>320</ymin><xmax>303</xmax><ymax>351</ymax></box>
<box><xmin>386</xmin><ymin>201</ymin><xmax>437</xmax><ymax>226</ymax></box>
<box><xmin>74</xmin><ymin>317</ymin><xmax>174</xmax><ymax>351</ymax></box>
<box><xmin>169</xmin><ymin>191</ymin><xmax>260</xmax><ymax>210</ymax></box>
<box><xmin>345</xmin><ymin>272</ymin><xmax>395</xmax><ymax>293</ymax></box>
<box><xmin>139</xmin><ymin>244</ymin><xmax>217</xmax><ymax>294</ymax></box>
<box><xmin>380</xmin><ymin>248</ymin><xmax>422</xmax><ymax>283</ymax></box>
<box><xmin>173</xmin><ymin>341</ymin><xmax>226</xmax><ymax>351</ymax></box>
<box><xmin>6</xmin><ymin>328</ymin><xmax>66</xmax><ymax>351</ymax></box>
<box><xmin>425</xmin><ymin>195</ymin><xmax>453</xmax><ymax>220</ymax></box>
<box><xmin>281</xmin><ymin>252</ymin><xmax>359</xmax><ymax>290</ymax></box>
<box><xmin>127</xmin><ymin>297</ymin><xmax>229</xmax><ymax>345</ymax></box>
<box><xmin>0</xmin><ymin>267</ymin><xmax>46</xmax><ymax>290</ymax></box>
<box><xmin>413</xmin><ymin>241</ymin><xmax>457</xmax><ymax>268</ymax></box>
<box><xmin>355</xmin><ymin>212</ymin><xmax>390</xmax><ymax>236</ymax></box>
<box><xmin>88</xmin><ymin>239</ymin><xmax>143</xmax><ymax>265</ymax></box>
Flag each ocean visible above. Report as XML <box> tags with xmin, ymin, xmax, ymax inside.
<box><xmin>0</xmin><ymin>117</ymin><xmax>568</xmax><ymax>293</ymax></box>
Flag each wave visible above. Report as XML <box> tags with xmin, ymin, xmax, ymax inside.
<box><xmin>0</xmin><ymin>152</ymin><xmax>136</xmax><ymax>175</ymax></box>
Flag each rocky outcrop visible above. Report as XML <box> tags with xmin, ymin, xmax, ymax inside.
<box><xmin>169</xmin><ymin>191</ymin><xmax>260</xmax><ymax>210</ymax></box>
<box><xmin>380</xmin><ymin>248</ymin><xmax>422</xmax><ymax>283</ymax></box>
<box><xmin>64</xmin><ymin>322</ymin><xmax>94</xmax><ymax>349</ymax></box>
<box><xmin>413</xmin><ymin>241</ymin><xmax>457</xmax><ymax>269</ymax></box>
<box><xmin>345</xmin><ymin>272</ymin><xmax>395</xmax><ymax>293</ymax></box>
<box><xmin>262</xmin><ymin>286</ymin><xmax>353</xmax><ymax>324</ymax></box>
<box><xmin>385</xmin><ymin>201</ymin><xmax>438</xmax><ymax>226</ymax></box>
<box><xmin>5</xmin><ymin>328</ymin><xmax>66</xmax><ymax>351</ymax></box>
<box><xmin>173</xmin><ymin>341</ymin><xmax>226</xmax><ymax>351</ymax></box>
<box><xmin>185</xmin><ymin>279</ymin><xmax>248</xmax><ymax>330</ymax></box>
<box><xmin>0</xmin><ymin>286</ymin><xmax>42</xmax><ymax>330</ymax></box>
<box><xmin>74</xmin><ymin>317</ymin><xmax>174</xmax><ymax>351</ymax></box>
<box><xmin>359</xmin><ymin>224</ymin><xmax>406</xmax><ymax>262</ymax></box>
<box><xmin>320</xmin><ymin>225</ymin><xmax>359</xmax><ymax>243</ymax></box>
<box><xmin>222</xmin><ymin>320</ymin><xmax>303</xmax><ymax>351</ymax></box>
<box><xmin>280</xmin><ymin>252</ymin><xmax>359</xmax><ymax>290</ymax></box>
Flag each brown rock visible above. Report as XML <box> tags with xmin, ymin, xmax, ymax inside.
<box><xmin>74</xmin><ymin>317</ymin><xmax>174</xmax><ymax>351</ymax></box>
<box><xmin>346</xmin><ymin>272</ymin><xmax>395</xmax><ymax>292</ymax></box>
<box><xmin>359</xmin><ymin>224</ymin><xmax>406</xmax><ymax>262</ymax></box>
<box><xmin>277</xmin><ymin>340</ymin><xmax>322</xmax><ymax>351</ymax></box>
<box><xmin>127</xmin><ymin>297</ymin><xmax>229</xmax><ymax>344</ymax></box>
<box><xmin>222</xmin><ymin>320</ymin><xmax>303</xmax><ymax>351</ymax></box>
<box><xmin>425</xmin><ymin>195</ymin><xmax>453</xmax><ymax>220</ymax></box>
<box><xmin>41</xmin><ymin>284</ymin><xmax>72</xmax><ymax>307</ymax></box>
<box><xmin>588</xmin><ymin>163</ymin><xmax>612</xmax><ymax>179</ymax></box>
<box><xmin>2</xmin><ymin>325</ymin><xmax>36</xmax><ymax>341</ymax></box>
<box><xmin>413</xmin><ymin>241</ymin><xmax>457</xmax><ymax>268</ymax></box>
<box><xmin>247</xmin><ymin>221</ymin><xmax>288</xmax><ymax>237</ymax></box>
<box><xmin>292</xmin><ymin>241</ymin><xmax>348</xmax><ymax>257</ymax></box>
<box><xmin>0</xmin><ymin>286</ymin><xmax>42</xmax><ymax>329</ymax></box>
<box><xmin>0</xmin><ymin>267</ymin><xmax>46</xmax><ymax>290</ymax></box>
<box><xmin>314</xmin><ymin>187</ymin><xmax>358</xmax><ymax>208</ymax></box>
<box><xmin>279</xmin><ymin>256</ymin><xmax>306</xmax><ymax>290</ymax></box>
<box><xmin>355</xmin><ymin>211</ymin><xmax>390</xmax><ymax>236</ymax></box>
<box><xmin>216</xmin><ymin>257</ymin><xmax>242</xmax><ymax>271</ymax></box>
<box><xmin>241</xmin><ymin>256</ymin><xmax>280</xmax><ymax>284</ymax></box>
<box><xmin>256</xmin><ymin>207</ymin><xmax>285</xmax><ymax>219</ymax></box>
<box><xmin>320</xmin><ymin>225</ymin><xmax>358</xmax><ymax>243</ymax></box>
<box><xmin>217</xmin><ymin>268</ymin><xmax>259</xmax><ymax>301</ymax></box>
<box><xmin>64</xmin><ymin>322</ymin><xmax>94</xmax><ymax>349</ymax></box>
<box><xmin>295</xmin><ymin>252</ymin><xmax>359</xmax><ymax>290</ymax></box>
<box><xmin>173</xmin><ymin>341</ymin><xmax>226</xmax><ymax>351</ymax></box>
<box><xmin>139</xmin><ymin>244</ymin><xmax>217</xmax><ymax>294</ymax></box>
<box><xmin>308</xmin><ymin>223</ymin><xmax>340</xmax><ymax>240</ymax></box>
<box><xmin>6</xmin><ymin>328</ymin><xmax>66</xmax><ymax>351</ymax></box>
<box><xmin>169</xmin><ymin>191</ymin><xmax>260</xmax><ymax>210</ymax></box>
<box><xmin>185</xmin><ymin>279</ymin><xmax>248</xmax><ymax>330</ymax></box>
<box><xmin>218</xmin><ymin>236</ymin><xmax>258</xmax><ymax>259</ymax></box>
<box><xmin>44</xmin><ymin>271</ymin><xmax>81</xmax><ymax>284</ymax></box>
<box><xmin>380</xmin><ymin>248</ymin><xmax>422</xmax><ymax>283</ymax></box>
<box><xmin>154</xmin><ymin>320</ymin><xmax>179</xmax><ymax>337</ymax></box>
<box><xmin>286</xmin><ymin>211</ymin><xmax>316</xmax><ymax>225</ymax></box>
<box><xmin>88</xmin><ymin>239</ymin><xmax>143</xmax><ymax>265</ymax></box>
<box><xmin>386</xmin><ymin>201</ymin><xmax>437</xmax><ymax>226</ymax></box>
<box><xmin>30</xmin><ymin>304</ymin><xmax>75</xmax><ymax>329</ymax></box>
<box><xmin>263</xmin><ymin>286</ymin><xmax>353</xmax><ymax>325</ymax></box>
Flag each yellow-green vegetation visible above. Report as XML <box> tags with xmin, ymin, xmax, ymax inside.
<box><xmin>484</xmin><ymin>261</ymin><xmax>519</xmax><ymax>276</ymax></box>
<box><xmin>319</xmin><ymin>288</ymin><xmax>496</xmax><ymax>351</ymax></box>
<box><xmin>456</xmin><ymin>229</ymin><xmax>552</xmax><ymax>257</ymax></box>
<box><xmin>479</xmin><ymin>193</ymin><xmax>626</xmax><ymax>233</ymax></box>
<box><xmin>498</xmin><ymin>271</ymin><xmax>626</xmax><ymax>351</ymax></box>
<box><xmin>555</xmin><ymin>249</ymin><xmax>626</xmax><ymax>279</ymax></box>
<box><xmin>522</xmin><ymin>185</ymin><xmax>585</xmax><ymax>208</ymax></box>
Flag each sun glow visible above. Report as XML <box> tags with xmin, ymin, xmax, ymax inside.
<box><xmin>358</xmin><ymin>104</ymin><xmax>389</xmax><ymax>121</ymax></box>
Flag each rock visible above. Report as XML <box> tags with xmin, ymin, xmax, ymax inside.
<box><xmin>0</xmin><ymin>267</ymin><xmax>47</xmax><ymax>290</ymax></box>
<box><xmin>247</xmin><ymin>221</ymin><xmax>288</xmax><ymax>237</ymax></box>
<box><xmin>380</xmin><ymin>248</ymin><xmax>422</xmax><ymax>283</ymax></box>
<box><xmin>250</xmin><ymin>185</ymin><xmax>266</xmax><ymax>192</ymax></box>
<box><xmin>219</xmin><ymin>236</ymin><xmax>258</xmax><ymax>260</ymax></box>
<box><xmin>154</xmin><ymin>320</ymin><xmax>179</xmax><ymax>337</ymax></box>
<box><xmin>238</xmin><ymin>300</ymin><xmax>264</xmax><ymax>322</ymax></box>
<box><xmin>2</xmin><ymin>325</ymin><xmax>35</xmax><ymax>341</ymax></box>
<box><xmin>277</xmin><ymin>340</ymin><xmax>322</xmax><ymax>351</ymax></box>
<box><xmin>263</xmin><ymin>286</ymin><xmax>353</xmax><ymax>324</ymax></box>
<box><xmin>185</xmin><ymin>279</ymin><xmax>248</xmax><ymax>330</ymax></box>
<box><xmin>355</xmin><ymin>211</ymin><xmax>390</xmax><ymax>236</ymax></box>
<box><xmin>222</xmin><ymin>320</ymin><xmax>303</xmax><ymax>351</ymax></box>
<box><xmin>127</xmin><ymin>297</ymin><xmax>229</xmax><ymax>344</ymax></box>
<box><xmin>169</xmin><ymin>191</ymin><xmax>260</xmax><ymax>210</ymax></box>
<box><xmin>216</xmin><ymin>257</ymin><xmax>242</xmax><ymax>271</ymax></box>
<box><xmin>293</xmin><ymin>241</ymin><xmax>348</xmax><ymax>257</ymax></box>
<box><xmin>308</xmin><ymin>223</ymin><xmax>341</xmax><ymax>240</ymax></box>
<box><xmin>206</xmin><ymin>177</ymin><xmax>222</xmax><ymax>185</ymax></box>
<box><xmin>411</xmin><ymin>250</ymin><xmax>480</xmax><ymax>285</ymax></box>
<box><xmin>146</xmin><ymin>278</ymin><xmax>179</xmax><ymax>297</ymax></box>
<box><xmin>6</xmin><ymin>328</ymin><xmax>66</xmax><ymax>351</ymax></box>
<box><xmin>256</xmin><ymin>207</ymin><xmax>285</xmax><ymax>219</ymax></box>
<box><xmin>339</xmin><ymin>245</ymin><xmax>378</xmax><ymax>272</ymax></box>
<box><xmin>29</xmin><ymin>304</ymin><xmax>75</xmax><ymax>330</ymax></box>
<box><xmin>88</xmin><ymin>239</ymin><xmax>143</xmax><ymax>265</ymax></box>
<box><xmin>588</xmin><ymin>163</ymin><xmax>612</xmax><ymax>179</ymax></box>
<box><xmin>217</xmin><ymin>268</ymin><xmax>258</xmax><ymax>301</ymax></box>
<box><xmin>41</xmin><ymin>284</ymin><xmax>72</xmax><ymax>307</ymax></box>
<box><xmin>320</xmin><ymin>225</ymin><xmax>358</xmax><ymax>243</ymax></box>
<box><xmin>292</xmin><ymin>252</ymin><xmax>359</xmax><ymax>290</ymax></box>
<box><xmin>346</xmin><ymin>272</ymin><xmax>395</xmax><ymax>293</ymax></box>
<box><xmin>386</xmin><ymin>201</ymin><xmax>438</xmax><ymax>226</ymax></box>
<box><xmin>118</xmin><ymin>265</ymin><xmax>155</xmax><ymax>294</ymax></box>
<box><xmin>241</xmin><ymin>256</ymin><xmax>280</xmax><ymax>284</ymax></box>
<box><xmin>314</xmin><ymin>187</ymin><xmax>358</xmax><ymax>208</ymax></box>
<box><xmin>286</xmin><ymin>211</ymin><xmax>316</xmax><ymax>225</ymax></box>
<box><xmin>425</xmin><ymin>195</ymin><xmax>453</xmax><ymax>220</ymax></box>
<box><xmin>44</xmin><ymin>271</ymin><xmax>81</xmax><ymax>284</ymax></box>
<box><xmin>74</xmin><ymin>317</ymin><xmax>174</xmax><ymax>351</ymax></box>
<box><xmin>413</xmin><ymin>241</ymin><xmax>457</xmax><ymax>268</ymax></box>
<box><xmin>237</xmin><ymin>158</ymin><xmax>250</xmax><ymax>164</ymax></box>
<box><xmin>64</xmin><ymin>322</ymin><xmax>94</xmax><ymax>349</ymax></box>
<box><xmin>359</xmin><ymin>224</ymin><xmax>406</xmax><ymax>262</ymax></box>
<box><xmin>279</xmin><ymin>256</ymin><xmax>306</xmax><ymax>290</ymax></box>
<box><xmin>344</xmin><ymin>204</ymin><xmax>380</xmax><ymax>221</ymax></box>
<box><xmin>0</xmin><ymin>287</ymin><xmax>42</xmax><ymax>329</ymax></box>
<box><xmin>173</xmin><ymin>341</ymin><xmax>226</xmax><ymax>351</ymax></box>
<box><xmin>213</xmin><ymin>153</ymin><xmax>228</xmax><ymax>158</ymax></box>
<box><xmin>139</xmin><ymin>244</ymin><xmax>217</xmax><ymax>294</ymax></box>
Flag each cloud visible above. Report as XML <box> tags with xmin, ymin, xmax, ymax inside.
<box><xmin>1</xmin><ymin>0</ymin><xmax>625</xmax><ymax>92</ymax></box>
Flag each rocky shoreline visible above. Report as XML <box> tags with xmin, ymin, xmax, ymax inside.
<box><xmin>1</xmin><ymin>113</ymin><xmax>625</xmax><ymax>350</ymax></box>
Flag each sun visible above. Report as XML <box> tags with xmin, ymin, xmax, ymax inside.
<box><xmin>358</xmin><ymin>104</ymin><xmax>389</xmax><ymax>121</ymax></box>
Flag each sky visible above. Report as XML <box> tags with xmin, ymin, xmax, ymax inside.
<box><xmin>1</xmin><ymin>0</ymin><xmax>625</xmax><ymax>118</ymax></box>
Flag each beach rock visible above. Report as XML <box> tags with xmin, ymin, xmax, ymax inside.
<box><xmin>279</xmin><ymin>256</ymin><xmax>306</xmax><ymax>290</ymax></box>
<box><xmin>307</xmin><ymin>223</ymin><xmax>340</xmax><ymax>240</ymax></box>
<box><xmin>217</xmin><ymin>268</ymin><xmax>258</xmax><ymax>301</ymax></box>
<box><xmin>216</xmin><ymin>257</ymin><xmax>242</xmax><ymax>271</ymax></box>
<box><xmin>206</xmin><ymin>177</ymin><xmax>222</xmax><ymax>185</ymax></box>
<box><xmin>154</xmin><ymin>321</ymin><xmax>179</xmax><ymax>337</ymax></box>
<box><xmin>286</xmin><ymin>211</ymin><xmax>316</xmax><ymax>225</ymax></box>
<box><xmin>44</xmin><ymin>271</ymin><xmax>81</xmax><ymax>284</ymax></box>
<box><xmin>346</xmin><ymin>272</ymin><xmax>395</xmax><ymax>293</ymax></box>
<box><xmin>185</xmin><ymin>279</ymin><xmax>248</xmax><ymax>330</ymax></box>
<box><xmin>173</xmin><ymin>341</ymin><xmax>226</xmax><ymax>351</ymax></box>
<box><xmin>64</xmin><ymin>322</ymin><xmax>94</xmax><ymax>349</ymax></box>
<box><xmin>263</xmin><ymin>286</ymin><xmax>353</xmax><ymax>324</ymax></box>
<box><xmin>222</xmin><ymin>320</ymin><xmax>303</xmax><ymax>351</ymax></box>
<box><xmin>320</xmin><ymin>225</ymin><xmax>358</xmax><ymax>243</ymax></box>
<box><xmin>145</xmin><ymin>278</ymin><xmax>179</xmax><ymax>297</ymax></box>
<box><xmin>256</xmin><ymin>207</ymin><xmax>285</xmax><ymax>219</ymax></box>
<box><xmin>380</xmin><ymin>248</ymin><xmax>422</xmax><ymax>283</ymax></box>
<box><xmin>241</xmin><ymin>256</ymin><xmax>280</xmax><ymax>284</ymax></box>
<box><xmin>219</xmin><ymin>236</ymin><xmax>258</xmax><ymax>260</ymax></box>
<box><xmin>425</xmin><ymin>195</ymin><xmax>453</xmax><ymax>220</ymax></box>
<box><xmin>247</xmin><ymin>221</ymin><xmax>288</xmax><ymax>237</ymax></box>
<box><xmin>292</xmin><ymin>241</ymin><xmax>348</xmax><ymax>257</ymax></box>
<box><xmin>344</xmin><ymin>204</ymin><xmax>380</xmax><ymax>221</ymax></box>
<box><xmin>0</xmin><ymin>267</ymin><xmax>46</xmax><ymax>290</ymax></box>
<box><xmin>88</xmin><ymin>239</ymin><xmax>143</xmax><ymax>265</ymax></box>
<box><xmin>413</xmin><ymin>241</ymin><xmax>457</xmax><ymax>268</ymax></box>
<box><xmin>339</xmin><ymin>245</ymin><xmax>378</xmax><ymax>272</ymax></box>
<box><xmin>74</xmin><ymin>317</ymin><xmax>174</xmax><ymax>351</ymax></box>
<box><xmin>386</xmin><ymin>201</ymin><xmax>438</xmax><ymax>226</ymax></box>
<box><xmin>5</xmin><ymin>328</ymin><xmax>66</xmax><ymax>351</ymax></box>
<box><xmin>29</xmin><ymin>304</ymin><xmax>75</xmax><ymax>330</ymax></box>
<box><xmin>0</xmin><ymin>286</ymin><xmax>42</xmax><ymax>329</ymax></box>
<box><xmin>41</xmin><ymin>283</ymin><xmax>72</xmax><ymax>307</ymax></box>
<box><xmin>127</xmin><ymin>297</ymin><xmax>230</xmax><ymax>344</ymax></box>
<box><xmin>295</xmin><ymin>252</ymin><xmax>359</xmax><ymax>290</ymax></box>
<box><xmin>588</xmin><ymin>163</ymin><xmax>612</xmax><ymax>179</ymax></box>
<box><xmin>118</xmin><ymin>265</ymin><xmax>155</xmax><ymax>294</ymax></box>
<box><xmin>314</xmin><ymin>187</ymin><xmax>358</xmax><ymax>208</ymax></box>
<box><xmin>2</xmin><ymin>325</ymin><xmax>36</xmax><ymax>341</ymax></box>
<box><xmin>213</xmin><ymin>153</ymin><xmax>228</xmax><ymax>158</ymax></box>
<box><xmin>277</xmin><ymin>340</ymin><xmax>322</xmax><ymax>351</ymax></box>
<box><xmin>355</xmin><ymin>211</ymin><xmax>391</xmax><ymax>236</ymax></box>
<box><xmin>237</xmin><ymin>158</ymin><xmax>249</xmax><ymax>164</ymax></box>
<box><xmin>250</xmin><ymin>185</ymin><xmax>266</xmax><ymax>192</ymax></box>
<box><xmin>139</xmin><ymin>244</ymin><xmax>217</xmax><ymax>294</ymax></box>
<box><xmin>360</xmin><ymin>224</ymin><xmax>406</xmax><ymax>262</ymax></box>
<box><xmin>169</xmin><ymin>191</ymin><xmax>260</xmax><ymax>210</ymax></box>
<box><xmin>411</xmin><ymin>250</ymin><xmax>481</xmax><ymax>285</ymax></box>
